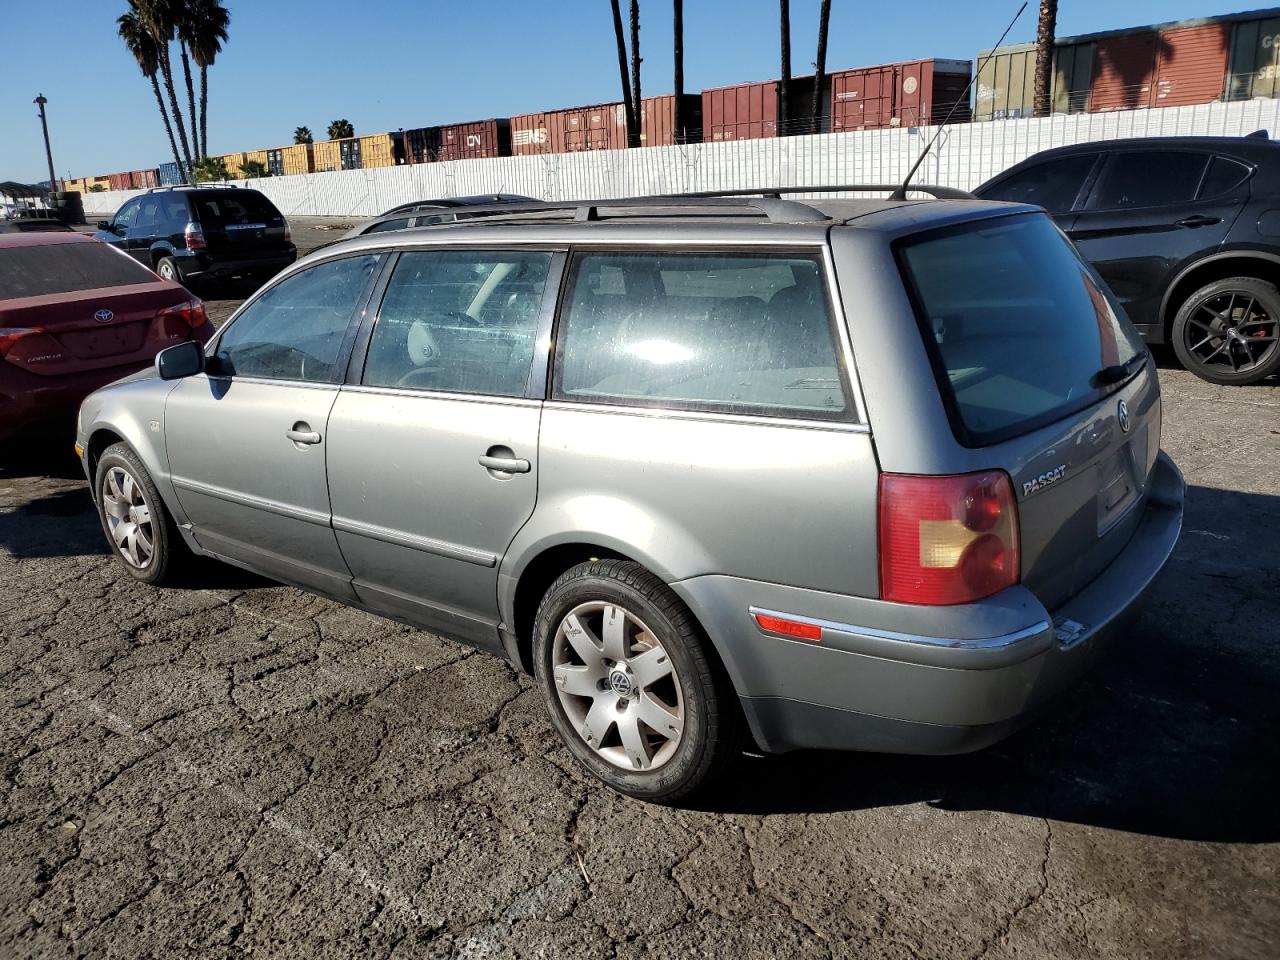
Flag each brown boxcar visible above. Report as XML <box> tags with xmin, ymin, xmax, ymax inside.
<box><xmin>831</xmin><ymin>59</ymin><xmax>971</xmax><ymax>130</ymax></box>
<box><xmin>640</xmin><ymin>94</ymin><xmax>703</xmax><ymax>144</ymax></box>
<box><xmin>1088</xmin><ymin>23</ymin><xmax>1230</xmax><ymax>111</ymax></box>
<box><xmin>107</xmin><ymin>172</ymin><xmax>131</xmax><ymax>191</ymax></box>
<box><xmin>511</xmin><ymin>103</ymin><xmax>628</xmax><ymax>155</ymax></box>
<box><xmin>407</xmin><ymin>119</ymin><xmax>511</xmax><ymax>163</ymax></box>
<box><xmin>702</xmin><ymin>80</ymin><xmax>778</xmax><ymax>141</ymax></box>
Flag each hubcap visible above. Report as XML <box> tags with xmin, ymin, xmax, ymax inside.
<box><xmin>1185</xmin><ymin>291</ymin><xmax>1279</xmax><ymax>374</ymax></box>
<box><xmin>551</xmin><ymin>601</ymin><xmax>685</xmax><ymax>772</ymax></box>
<box><xmin>101</xmin><ymin>466</ymin><xmax>154</xmax><ymax>568</ymax></box>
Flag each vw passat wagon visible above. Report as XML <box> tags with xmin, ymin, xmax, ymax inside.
<box><xmin>77</xmin><ymin>193</ymin><xmax>1184</xmax><ymax>802</ymax></box>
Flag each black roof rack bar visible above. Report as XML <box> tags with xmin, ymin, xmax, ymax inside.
<box><xmin>674</xmin><ymin>183</ymin><xmax>975</xmax><ymax>200</ymax></box>
<box><xmin>147</xmin><ymin>183</ymin><xmax>238</xmax><ymax>192</ymax></box>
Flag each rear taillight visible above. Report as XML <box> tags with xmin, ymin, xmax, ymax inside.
<box><xmin>283</xmin><ymin>220</ymin><xmax>292</xmax><ymax>242</ymax></box>
<box><xmin>158</xmin><ymin>299</ymin><xmax>208</xmax><ymax>338</ymax></box>
<box><xmin>0</xmin><ymin>327</ymin><xmax>46</xmax><ymax>358</ymax></box>
<box><xmin>184</xmin><ymin>221</ymin><xmax>206</xmax><ymax>251</ymax></box>
<box><xmin>879</xmin><ymin>470</ymin><xmax>1020</xmax><ymax>605</ymax></box>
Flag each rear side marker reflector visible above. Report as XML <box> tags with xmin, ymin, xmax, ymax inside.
<box><xmin>753</xmin><ymin>612</ymin><xmax>822</xmax><ymax>642</ymax></box>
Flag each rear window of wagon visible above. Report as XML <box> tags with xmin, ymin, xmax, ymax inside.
<box><xmin>896</xmin><ymin>212</ymin><xmax>1146</xmax><ymax>447</ymax></box>
<box><xmin>0</xmin><ymin>241</ymin><xmax>157</xmax><ymax>299</ymax></box>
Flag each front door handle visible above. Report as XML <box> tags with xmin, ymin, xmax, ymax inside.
<box><xmin>478</xmin><ymin>453</ymin><xmax>531</xmax><ymax>474</ymax></box>
<box><xmin>286</xmin><ymin>422</ymin><xmax>322</xmax><ymax>445</ymax></box>
<box><xmin>1175</xmin><ymin>215</ymin><xmax>1221</xmax><ymax>228</ymax></box>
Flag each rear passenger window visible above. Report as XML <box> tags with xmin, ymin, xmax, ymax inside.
<box><xmin>555</xmin><ymin>252</ymin><xmax>848</xmax><ymax>418</ymax></box>
<box><xmin>1092</xmin><ymin>152</ymin><xmax>1208</xmax><ymax>209</ymax></box>
<box><xmin>363</xmin><ymin>250</ymin><xmax>551</xmax><ymax>396</ymax></box>
<box><xmin>979</xmin><ymin>154</ymin><xmax>1097</xmax><ymax>213</ymax></box>
<box><xmin>1199</xmin><ymin>156</ymin><xmax>1252</xmax><ymax>198</ymax></box>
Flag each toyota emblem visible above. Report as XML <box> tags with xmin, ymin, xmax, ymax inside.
<box><xmin>93</xmin><ymin>309</ymin><xmax>114</xmax><ymax>324</ymax></box>
<box><xmin>1117</xmin><ymin>399</ymin><xmax>1131</xmax><ymax>433</ymax></box>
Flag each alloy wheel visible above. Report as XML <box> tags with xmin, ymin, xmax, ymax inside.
<box><xmin>551</xmin><ymin>601</ymin><xmax>685</xmax><ymax>772</ymax></box>
<box><xmin>101</xmin><ymin>466</ymin><xmax>155</xmax><ymax>568</ymax></box>
<box><xmin>1183</xmin><ymin>291</ymin><xmax>1279</xmax><ymax>375</ymax></box>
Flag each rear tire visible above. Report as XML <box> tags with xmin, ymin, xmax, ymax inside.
<box><xmin>94</xmin><ymin>443</ymin><xmax>192</xmax><ymax>586</ymax></box>
<box><xmin>533</xmin><ymin>559</ymin><xmax>743</xmax><ymax>803</ymax></box>
<box><xmin>1171</xmin><ymin>277</ymin><xmax>1280</xmax><ymax>385</ymax></box>
<box><xmin>155</xmin><ymin>256</ymin><xmax>181</xmax><ymax>284</ymax></box>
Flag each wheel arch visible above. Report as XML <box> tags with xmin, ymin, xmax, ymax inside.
<box><xmin>1161</xmin><ymin>251</ymin><xmax>1280</xmax><ymax>335</ymax></box>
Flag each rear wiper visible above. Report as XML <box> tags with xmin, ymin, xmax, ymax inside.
<box><xmin>1094</xmin><ymin>351</ymin><xmax>1148</xmax><ymax>387</ymax></box>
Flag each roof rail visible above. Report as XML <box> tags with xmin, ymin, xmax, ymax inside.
<box><xmin>147</xmin><ymin>183</ymin><xmax>238</xmax><ymax>192</ymax></box>
<box><xmin>677</xmin><ymin>184</ymin><xmax>976</xmax><ymax>200</ymax></box>
<box><xmin>359</xmin><ymin>195</ymin><xmax>832</xmax><ymax>227</ymax></box>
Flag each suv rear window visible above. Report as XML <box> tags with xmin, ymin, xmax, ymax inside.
<box><xmin>898</xmin><ymin>213</ymin><xmax>1145</xmax><ymax>446</ymax></box>
<box><xmin>0</xmin><ymin>241</ymin><xmax>157</xmax><ymax>299</ymax></box>
<box><xmin>191</xmin><ymin>191</ymin><xmax>281</xmax><ymax>226</ymax></box>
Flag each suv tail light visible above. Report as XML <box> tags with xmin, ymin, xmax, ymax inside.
<box><xmin>158</xmin><ymin>299</ymin><xmax>208</xmax><ymax>337</ymax></box>
<box><xmin>283</xmin><ymin>220</ymin><xmax>292</xmax><ymax>242</ymax></box>
<box><xmin>0</xmin><ymin>327</ymin><xmax>45</xmax><ymax>358</ymax></box>
<box><xmin>879</xmin><ymin>470</ymin><xmax>1020</xmax><ymax>605</ymax></box>
<box><xmin>184</xmin><ymin>221</ymin><xmax>206</xmax><ymax>251</ymax></box>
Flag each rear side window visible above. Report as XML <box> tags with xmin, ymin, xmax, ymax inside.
<box><xmin>555</xmin><ymin>252</ymin><xmax>848</xmax><ymax>419</ymax></box>
<box><xmin>898</xmin><ymin>213</ymin><xmax>1145</xmax><ymax>445</ymax></box>
<box><xmin>192</xmin><ymin>191</ymin><xmax>281</xmax><ymax>226</ymax></box>
<box><xmin>0</xmin><ymin>241</ymin><xmax>156</xmax><ymax>299</ymax></box>
<box><xmin>1091</xmin><ymin>151</ymin><xmax>1209</xmax><ymax>209</ymax></box>
<box><xmin>1199</xmin><ymin>155</ymin><xmax>1252</xmax><ymax>198</ymax></box>
<box><xmin>979</xmin><ymin>154</ymin><xmax>1097</xmax><ymax>213</ymax></box>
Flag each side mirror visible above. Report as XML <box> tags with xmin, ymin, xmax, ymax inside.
<box><xmin>97</xmin><ymin>220</ymin><xmax>113</xmax><ymax>231</ymax></box>
<box><xmin>155</xmin><ymin>340</ymin><xmax>205</xmax><ymax>380</ymax></box>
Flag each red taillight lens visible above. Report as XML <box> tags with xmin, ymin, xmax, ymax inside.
<box><xmin>158</xmin><ymin>299</ymin><xmax>208</xmax><ymax>338</ymax></box>
<box><xmin>879</xmin><ymin>470</ymin><xmax>1020</xmax><ymax>605</ymax></box>
<box><xmin>184</xmin><ymin>221</ymin><xmax>206</xmax><ymax>251</ymax></box>
<box><xmin>0</xmin><ymin>327</ymin><xmax>46</xmax><ymax>359</ymax></box>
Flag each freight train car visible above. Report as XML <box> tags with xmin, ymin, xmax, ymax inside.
<box><xmin>405</xmin><ymin>119</ymin><xmax>511</xmax><ymax>164</ymax></box>
<box><xmin>265</xmin><ymin>143</ymin><xmax>315</xmax><ymax>176</ymax></box>
<box><xmin>314</xmin><ymin>133</ymin><xmax>405</xmax><ymax>171</ymax></box>
<box><xmin>158</xmin><ymin>161</ymin><xmax>185</xmax><ymax>185</ymax></box>
<box><xmin>977</xmin><ymin>8</ymin><xmax>1280</xmax><ymax>119</ymax></box>
<box><xmin>701</xmin><ymin>76</ymin><xmax>822</xmax><ymax>140</ymax></box>
<box><xmin>829</xmin><ymin>59</ymin><xmax>971</xmax><ymax>130</ymax></box>
<box><xmin>511</xmin><ymin>95</ymin><xmax>703</xmax><ymax>154</ymax></box>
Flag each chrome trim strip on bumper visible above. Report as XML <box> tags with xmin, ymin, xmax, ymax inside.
<box><xmin>748</xmin><ymin>605</ymin><xmax>1052</xmax><ymax>653</ymax></box>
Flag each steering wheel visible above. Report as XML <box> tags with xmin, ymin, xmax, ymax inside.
<box><xmin>395</xmin><ymin>364</ymin><xmax>446</xmax><ymax>388</ymax></box>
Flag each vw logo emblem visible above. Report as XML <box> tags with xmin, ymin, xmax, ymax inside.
<box><xmin>1117</xmin><ymin>399</ymin><xmax>1131</xmax><ymax>433</ymax></box>
<box><xmin>93</xmin><ymin>309</ymin><xmax>114</xmax><ymax>324</ymax></box>
<box><xmin>608</xmin><ymin>670</ymin><xmax>634</xmax><ymax>698</ymax></box>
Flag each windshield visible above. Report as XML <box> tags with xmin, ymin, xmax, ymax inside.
<box><xmin>0</xmin><ymin>242</ymin><xmax>157</xmax><ymax>299</ymax></box>
<box><xmin>897</xmin><ymin>212</ymin><xmax>1145</xmax><ymax>446</ymax></box>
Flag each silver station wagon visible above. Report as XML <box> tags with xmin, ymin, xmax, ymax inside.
<box><xmin>77</xmin><ymin>192</ymin><xmax>1185</xmax><ymax>802</ymax></box>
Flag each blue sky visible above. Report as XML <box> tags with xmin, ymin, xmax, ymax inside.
<box><xmin>0</xmin><ymin>0</ymin><xmax>1248</xmax><ymax>182</ymax></box>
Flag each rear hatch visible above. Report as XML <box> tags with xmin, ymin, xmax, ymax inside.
<box><xmin>0</xmin><ymin>239</ymin><xmax>191</xmax><ymax>375</ymax></box>
<box><xmin>897</xmin><ymin>211</ymin><xmax>1159</xmax><ymax>611</ymax></box>
<box><xmin>189</xmin><ymin>190</ymin><xmax>290</xmax><ymax>256</ymax></box>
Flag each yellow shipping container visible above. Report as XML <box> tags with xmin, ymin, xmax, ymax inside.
<box><xmin>214</xmin><ymin>153</ymin><xmax>244</xmax><ymax>178</ymax></box>
<box><xmin>241</xmin><ymin>150</ymin><xmax>269</xmax><ymax>176</ymax></box>
<box><xmin>313</xmin><ymin>133</ymin><xmax>403</xmax><ymax>172</ymax></box>
<box><xmin>263</xmin><ymin>143</ymin><xmax>314</xmax><ymax>176</ymax></box>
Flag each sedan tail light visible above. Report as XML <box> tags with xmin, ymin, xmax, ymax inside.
<box><xmin>0</xmin><ymin>327</ymin><xmax>47</xmax><ymax>358</ymax></box>
<box><xmin>879</xmin><ymin>470</ymin><xmax>1020</xmax><ymax>605</ymax></box>
<box><xmin>184</xmin><ymin>221</ymin><xmax>206</xmax><ymax>251</ymax></box>
<box><xmin>158</xmin><ymin>299</ymin><xmax>208</xmax><ymax>338</ymax></box>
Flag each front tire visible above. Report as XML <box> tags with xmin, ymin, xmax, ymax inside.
<box><xmin>533</xmin><ymin>560</ymin><xmax>742</xmax><ymax>803</ymax></box>
<box><xmin>1171</xmin><ymin>277</ymin><xmax>1280</xmax><ymax>385</ymax></box>
<box><xmin>94</xmin><ymin>443</ymin><xmax>191</xmax><ymax>585</ymax></box>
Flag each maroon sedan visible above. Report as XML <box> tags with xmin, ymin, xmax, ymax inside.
<box><xmin>0</xmin><ymin>232</ymin><xmax>214</xmax><ymax>442</ymax></box>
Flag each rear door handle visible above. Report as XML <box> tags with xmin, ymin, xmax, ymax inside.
<box><xmin>1175</xmin><ymin>215</ymin><xmax>1221</xmax><ymax>228</ymax></box>
<box><xmin>478</xmin><ymin>454</ymin><xmax>531</xmax><ymax>474</ymax></box>
<box><xmin>286</xmin><ymin>424</ymin><xmax>322</xmax><ymax>445</ymax></box>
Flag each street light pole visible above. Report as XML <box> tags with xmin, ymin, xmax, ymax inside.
<box><xmin>34</xmin><ymin>94</ymin><xmax>57</xmax><ymax>197</ymax></box>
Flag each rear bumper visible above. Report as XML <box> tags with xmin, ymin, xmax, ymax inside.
<box><xmin>176</xmin><ymin>247</ymin><xmax>296</xmax><ymax>280</ymax></box>
<box><xmin>672</xmin><ymin>451</ymin><xmax>1185</xmax><ymax>755</ymax></box>
<box><xmin>0</xmin><ymin>359</ymin><xmax>150</xmax><ymax>441</ymax></box>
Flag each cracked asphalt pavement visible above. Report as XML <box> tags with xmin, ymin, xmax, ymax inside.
<box><xmin>3</xmin><ymin>220</ymin><xmax>1279</xmax><ymax>958</ymax></box>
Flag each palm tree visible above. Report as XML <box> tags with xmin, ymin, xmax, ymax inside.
<box><xmin>609</xmin><ymin>0</ymin><xmax>637</xmax><ymax>147</ymax></box>
<box><xmin>133</xmin><ymin>0</ymin><xmax>194</xmax><ymax>170</ymax></box>
<box><xmin>118</xmin><ymin>8</ymin><xmax>185</xmax><ymax>176</ymax></box>
<box><xmin>779</xmin><ymin>0</ymin><xmax>792</xmax><ymax>134</ymax></box>
<box><xmin>673</xmin><ymin>0</ymin><xmax>685</xmax><ymax>140</ymax></box>
<box><xmin>811</xmin><ymin>0</ymin><xmax>831</xmax><ymax>134</ymax></box>
<box><xmin>1034</xmin><ymin>0</ymin><xmax>1059</xmax><ymax>116</ymax></box>
<box><xmin>183</xmin><ymin>0</ymin><xmax>230</xmax><ymax>160</ymax></box>
<box><xmin>294</xmin><ymin>126</ymin><xmax>313</xmax><ymax>144</ymax></box>
<box><xmin>629</xmin><ymin>0</ymin><xmax>642</xmax><ymax>147</ymax></box>
<box><xmin>328</xmin><ymin>119</ymin><xmax>354</xmax><ymax>139</ymax></box>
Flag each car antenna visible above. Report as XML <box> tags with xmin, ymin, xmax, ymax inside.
<box><xmin>890</xmin><ymin>2</ymin><xmax>1028</xmax><ymax>201</ymax></box>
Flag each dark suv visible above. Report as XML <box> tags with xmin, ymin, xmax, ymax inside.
<box><xmin>975</xmin><ymin>134</ymin><xmax>1280</xmax><ymax>385</ymax></box>
<box><xmin>94</xmin><ymin>186</ymin><xmax>296</xmax><ymax>291</ymax></box>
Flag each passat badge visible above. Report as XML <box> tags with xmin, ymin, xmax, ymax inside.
<box><xmin>93</xmin><ymin>309</ymin><xmax>114</xmax><ymax>324</ymax></box>
<box><xmin>1117</xmin><ymin>399</ymin><xmax>1131</xmax><ymax>433</ymax></box>
<box><xmin>1023</xmin><ymin>464</ymin><xmax>1067</xmax><ymax>498</ymax></box>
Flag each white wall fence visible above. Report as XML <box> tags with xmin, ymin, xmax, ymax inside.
<box><xmin>83</xmin><ymin>98</ymin><xmax>1280</xmax><ymax>219</ymax></box>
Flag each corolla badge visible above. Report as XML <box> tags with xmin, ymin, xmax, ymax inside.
<box><xmin>93</xmin><ymin>309</ymin><xmax>114</xmax><ymax>324</ymax></box>
<box><xmin>1117</xmin><ymin>399</ymin><xmax>1131</xmax><ymax>433</ymax></box>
